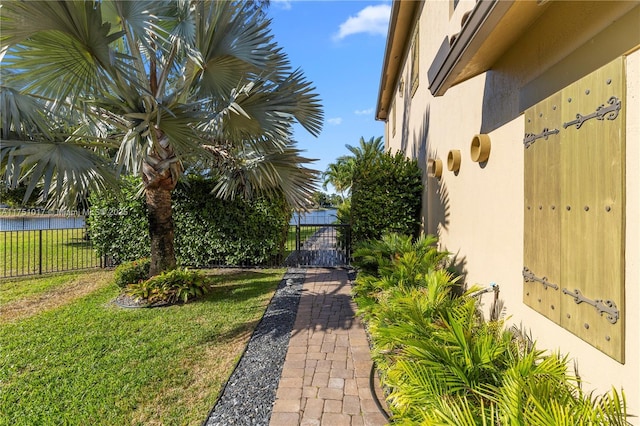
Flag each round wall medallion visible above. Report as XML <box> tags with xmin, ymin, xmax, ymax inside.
<box><xmin>428</xmin><ymin>158</ymin><xmax>443</xmax><ymax>178</ymax></box>
<box><xmin>470</xmin><ymin>134</ymin><xmax>491</xmax><ymax>163</ymax></box>
<box><xmin>447</xmin><ymin>149</ymin><xmax>461</xmax><ymax>172</ymax></box>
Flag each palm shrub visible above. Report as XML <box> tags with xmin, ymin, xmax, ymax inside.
<box><xmin>352</xmin><ymin>233</ymin><xmax>630</xmax><ymax>425</ymax></box>
<box><xmin>351</xmin><ymin>233</ymin><xmax>451</xmax><ymax>320</ymax></box>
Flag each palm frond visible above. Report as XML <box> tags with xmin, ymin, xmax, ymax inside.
<box><xmin>213</xmin><ymin>143</ymin><xmax>319</xmax><ymax>209</ymax></box>
<box><xmin>1</xmin><ymin>1</ymin><xmax>123</xmax><ymax>104</ymax></box>
<box><xmin>1</xmin><ymin>139</ymin><xmax>119</xmax><ymax>208</ymax></box>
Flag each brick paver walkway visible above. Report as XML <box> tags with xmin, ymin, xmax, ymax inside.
<box><xmin>269</xmin><ymin>268</ymin><xmax>389</xmax><ymax>426</ymax></box>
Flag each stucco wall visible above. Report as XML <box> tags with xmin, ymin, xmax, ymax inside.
<box><xmin>384</xmin><ymin>1</ymin><xmax>639</xmax><ymax>418</ymax></box>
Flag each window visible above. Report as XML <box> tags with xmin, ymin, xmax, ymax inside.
<box><xmin>410</xmin><ymin>27</ymin><xmax>419</xmax><ymax>97</ymax></box>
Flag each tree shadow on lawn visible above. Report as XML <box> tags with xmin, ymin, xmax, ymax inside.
<box><xmin>192</xmin><ymin>270</ymin><xmax>294</xmax><ymax>344</ymax></box>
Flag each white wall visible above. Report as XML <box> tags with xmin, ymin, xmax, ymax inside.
<box><xmin>385</xmin><ymin>0</ymin><xmax>639</xmax><ymax>418</ymax></box>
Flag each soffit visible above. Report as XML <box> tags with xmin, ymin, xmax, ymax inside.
<box><xmin>429</xmin><ymin>0</ymin><xmax>549</xmax><ymax>97</ymax></box>
<box><xmin>375</xmin><ymin>1</ymin><xmax>420</xmax><ymax>121</ymax></box>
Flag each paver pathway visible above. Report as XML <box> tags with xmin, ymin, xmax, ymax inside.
<box><xmin>269</xmin><ymin>268</ymin><xmax>389</xmax><ymax>426</ymax></box>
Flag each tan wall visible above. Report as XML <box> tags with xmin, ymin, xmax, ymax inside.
<box><xmin>385</xmin><ymin>1</ymin><xmax>640</xmax><ymax>418</ymax></box>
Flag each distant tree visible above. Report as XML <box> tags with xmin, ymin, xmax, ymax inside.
<box><xmin>322</xmin><ymin>136</ymin><xmax>384</xmax><ymax>198</ymax></box>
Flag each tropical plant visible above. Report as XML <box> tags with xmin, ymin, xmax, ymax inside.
<box><xmin>352</xmin><ymin>233</ymin><xmax>630</xmax><ymax>425</ymax></box>
<box><xmin>0</xmin><ymin>0</ymin><xmax>323</xmax><ymax>276</ymax></box>
<box><xmin>125</xmin><ymin>268</ymin><xmax>207</xmax><ymax>304</ymax></box>
<box><xmin>352</xmin><ymin>233</ymin><xmax>447</xmax><ymax>278</ymax></box>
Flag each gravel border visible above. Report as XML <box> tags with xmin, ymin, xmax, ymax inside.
<box><xmin>203</xmin><ymin>268</ymin><xmax>306</xmax><ymax>426</ymax></box>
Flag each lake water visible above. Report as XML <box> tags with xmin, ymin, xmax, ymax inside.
<box><xmin>0</xmin><ymin>216</ymin><xmax>85</xmax><ymax>231</ymax></box>
<box><xmin>0</xmin><ymin>208</ymin><xmax>339</xmax><ymax>230</ymax></box>
<box><xmin>290</xmin><ymin>209</ymin><xmax>338</xmax><ymax>225</ymax></box>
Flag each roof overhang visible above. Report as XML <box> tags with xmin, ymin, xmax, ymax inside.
<box><xmin>375</xmin><ymin>1</ymin><xmax>420</xmax><ymax>121</ymax></box>
<box><xmin>427</xmin><ymin>0</ymin><xmax>549</xmax><ymax>97</ymax></box>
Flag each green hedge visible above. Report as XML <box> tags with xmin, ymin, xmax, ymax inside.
<box><xmin>350</xmin><ymin>150</ymin><xmax>422</xmax><ymax>246</ymax></box>
<box><xmin>88</xmin><ymin>175</ymin><xmax>291</xmax><ymax>266</ymax></box>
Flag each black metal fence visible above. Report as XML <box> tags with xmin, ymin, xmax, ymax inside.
<box><xmin>285</xmin><ymin>224</ymin><xmax>351</xmax><ymax>267</ymax></box>
<box><xmin>0</xmin><ymin>223</ymin><xmax>351</xmax><ymax>279</ymax></box>
<box><xmin>1</xmin><ymin>228</ymin><xmax>105</xmax><ymax>278</ymax></box>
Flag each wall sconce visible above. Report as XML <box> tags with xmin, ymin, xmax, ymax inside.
<box><xmin>470</xmin><ymin>134</ymin><xmax>491</xmax><ymax>163</ymax></box>
<box><xmin>447</xmin><ymin>149</ymin><xmax>461</xmax><ymax>173</ymax></box>
<box><xmin>428</xmin><ymin>158</ymin><xmax>443</xmax><ymax>178</ymax></box>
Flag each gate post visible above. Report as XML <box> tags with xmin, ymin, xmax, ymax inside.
<box><xmin>295</xmin><ymin>225</ymin><xmax>301</xmax><ymax>267</ymax></box>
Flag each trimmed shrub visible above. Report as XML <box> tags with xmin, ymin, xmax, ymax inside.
<box><xmin>87</xmin><ymin>175</ymin><xmax>149</xmax><ymax>264</ymax></box>
<box><xmin>113</xmin><ymin>258</ymin><xmax>150</xmax><ymax>289</ymax></box>
<box><xmin>350</xmin><ymin>150</ymin><xmax>422</xmax><ymax>247</ymax></box>
<box><xmin>88</xmin><ymin>175</ymin><xmax>292</xmax><ymax>266</ymax></box>
<box><xmin>172</xmin><ymin>176</ymin><xmax>291</xmax><ymax>266</ymax></box>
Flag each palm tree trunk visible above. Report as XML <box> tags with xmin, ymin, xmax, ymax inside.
<box><xmin>145</xmin><ymin>184</ymin><xmax>176</xmax><ymax>276</ymax></box>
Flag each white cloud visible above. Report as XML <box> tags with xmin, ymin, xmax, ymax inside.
<box><xmin>354</xmin><ymin>108</ymin><xmax>374</xmax><ymax>116</ymax></box>
<box><xmin>327</xmin><ymin>117</ymin><xmax>343</xmax><ymax>125</ymax></box>
<box><xmin>272</xmin><ymin>0</ymin><xmax>292</xmax><ymax>10</ymax></box>
<box><xmin>334</xmin><ymin>4</ymin><xmax>391</xmax><ymax>40</ymax></box>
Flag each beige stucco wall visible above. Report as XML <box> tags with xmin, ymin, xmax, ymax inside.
<box><xmin>384</xmin><ymin>0</ymin><xmax>639</xmax><ymax>418</ymax></box>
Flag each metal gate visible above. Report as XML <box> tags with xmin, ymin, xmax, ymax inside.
<box><xmin>285</xmin><ymin>224</ymin><xmax>351</xmax><ymax>267</ymax></box>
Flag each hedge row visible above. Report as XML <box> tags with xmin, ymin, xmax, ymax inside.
<box><xmin>350</xmin><ymin>150</ymin><xmax>422</xmax><ymax>246</ymax></box>
<box><xmin>87</xmin><ymin>175</ymin><xmax>291</xmax><ymax>266</ymax></box>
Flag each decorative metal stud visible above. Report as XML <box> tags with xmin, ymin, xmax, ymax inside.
<box><xmin>585</xmin><ymin>89</ymin><xmax>590</xmax><ymax>95</ymax></box>
<box><xmin>567</xmin><ymin>314</ymin><xmax>571</xmax><ymax>319</ymax></box>
<box><xmin>568</xmin><ymin>97</ymin><xmax>572</xmax><ymax>103</ymax></box>
<box><xmin>605</xmin><ymin>336</ymin><xmax>611</xmax><ymax>341</ymax></box>
<box><xmin>605</xmin><ymin>206</ymin><xmax>612</xmax><ymax>212</ymax></box>
<box><xmin>584</xmin><ymin>206</ymin><xmax>589</xmax><ymax>211</ymax></box>
<box><xmin>566</xmin><ymin>206</ymin><xmax>571</xmax><ymax>211</ymax></box>
<box><xmin>606</xmin><ymin>79</ymin><xmax>612</xmax><ymax>85</ymax></box>
<box><xmin>584</xmin><ymin>323</ymin><xmax>590</xmax><ymax>330</ymax></box>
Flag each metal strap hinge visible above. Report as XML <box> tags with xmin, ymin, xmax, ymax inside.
<box><xmin>522</xmin><ymin>267</ymin><xmax>559</xmax><ymax>290</ymax></box>
<box><xmin>562</xmin><ymin>96</ymin><xmax>621</xmax><ymax>129</ymax></box>
<box><xmin>523</xmin><ymin>128</ymin><xmax>560</xmax><ymax>148</ymax></box>
<box><xmin>562</xmin><ymin>288</ymin><xmax>619</xmax><ymax>324</ymax></box>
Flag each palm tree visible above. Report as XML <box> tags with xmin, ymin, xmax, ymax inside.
<box><xmin>322</xmin><ymin>136</ymin><xmax>384</xmax><ymax>197</ymax></box>
<box><xmin>321</xmin><ymin>157</ymin><xmax>354</xmax><ymax>197</ymax></box>
<box><xmin>0</xmin><ymin>1</ymin><xmax>323</xmax><ymax>276</ymax></box>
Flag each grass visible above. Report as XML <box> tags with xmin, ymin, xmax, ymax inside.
<box><xmin>0</xmin><ymin>268</ymin><xmax>284</xmax><ymax>425</ymax></box>
<box><xmin>0</xmin><ymin>229</ymin><xmax>101</xmax><ymax>277</ymax></box>
<box><xmin>0</xmin><ymin>272</ymin><xmax>85</xmax><ymax>304</ymax></box>
<box><xmin>286</xmin><ymin>225</ymin><xmax>319</xmax><ymax>250</ymax></box>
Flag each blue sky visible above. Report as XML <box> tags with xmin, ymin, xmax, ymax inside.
<box><xmin>266</xmin><ymin>1</ymin><xmax>390</xmax><ymax>192</ymax></box>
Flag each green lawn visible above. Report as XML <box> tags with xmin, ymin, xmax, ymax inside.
<box><xmin>0</xmin><ymin>229</ymin><xmax>101</xmax><ymax>277</ymax></box>
<box><xmin>285</xmin><ymin>226</ymin><xmax>322</xmax><ymax>249</ymax></box>
<box><xmin>0</xmin><ymin>272</ymin><xmax>86</xmax><ymax>305</ymax></box>
<box><xmin>0</xmin><ymin>269</ymin><xmax>284</xmax><ymax>425</ymax></box>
